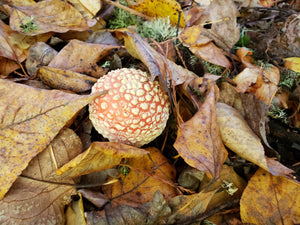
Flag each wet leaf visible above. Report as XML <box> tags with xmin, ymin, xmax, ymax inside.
<box><xmin>0</xmin><ymin>128</ymin><xmax>80</xmax><ymax>224</ymax></box>
<box><xmin>129</xmin><ymin>0</ymin><xmax>185</xmax><ymax>27</ymax></box>
<box><xmin>0</xmin><ymin>79</ymin><xmax>99</xmax><ymax>199</ymax></box>
<box><xmin>9</xmin><ymin>0</ymin><xmax>91</xmax><ymax>35</ymax></box>
<box><xmin>174</xmin><ymin>81</ymin><xmax>228</xmax><ymax>180</ymax></box>
<box><xmin>284</xmin><ymin>57</ymin><xmax>300</xmax><ymax>73</ymax></box>
<box><xmin>39</xmin><ymin>66</ymin><xmax>97</xmax><ymax>93</ymax></box>
<box><xmin>216</xmin><ymin>102</ymin><xmax>294</xmax><ymax>177</ymax></box>
<box><xmin>48</xmin><ymin>39</ymin><xmax>119</xmax><ymax>76</ymax></box>
<box><xmin>102</xmin><ymin>147</ymin><xmax>178</xmax><ymax>207</ymax></box>
<box><xmin>56</xmin><ymin>142</ymin><xmax>148</xmax><ymax>178</ymax></box>
<box><xmin>240</xmin><ymin>168</ymin><xmax>300</xmax><ymax>225</ymax></box>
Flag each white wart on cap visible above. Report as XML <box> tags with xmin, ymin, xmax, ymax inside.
<box><xmin>89</xmin><ymin>68</ymin><xmax>170</xmax><ymax>147</ymax></box>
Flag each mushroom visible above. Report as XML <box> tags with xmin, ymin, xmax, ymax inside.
<box><xmin>89</xmin><ymin>68</ymin><xmax>170</xmax><ymax>147</ymax></box>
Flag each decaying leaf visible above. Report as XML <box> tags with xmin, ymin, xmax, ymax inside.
<box><xmin>234</xmin><ymin>47</ymin><xmax>280</xmax><ymax>106</ymax></box>
<box><xmin>48</xmin><ymin>39</ymin><xmax>119</xmax><ymax>76</ymax></box>
<box><xmin>102</xmin><ymin>147</ymin><xmax>178</xmax><ymax>207</ymax></box>
<box><xmin>9</xmin><ymin>0</ymin><xmax>92</xmax><ymax>35</ymax></box>
<box><xmin>167</xmin><ymin>189</ymin><xmax>217</xmax><ymax>224</ymax></box>
<box><xmin>129</xmin><ymin>0</ymin><xmax>185</xmax><ymax>27</ymax></box>
<box><xmin>240</xmin><ymin>168</ymin><xmax>300</xmax><ymax>225</ymax></box>
<box><xmin>124</xmin><ymin>30</ymin><xmax>195</xmax><ymax>86</ymax></box>
<box><xmin>174</xmin><ymin>80</ymin><xmax>228</xmax><ymax>180</ymax></box>
<box><xmin>0</xmin><ymin>128</ymin><xmax>80</xmax><ymax>224</ymax></box>
<box><xmin>0</xmin><ymin>79</ymin><xmax>100</xmax><ymax>199</ymax></box>
<box><xmin>56</xmin><ymin>142</ymin><xmax>148</xmax><ymax>178</ymax></box>
<box><xmin>38</xmin><ymin>66</ymin><xmax>97</xmax><ymax>93</ymax></box>
<box><xmin>216</xmin><ymin>102</ymin><xmax>294</xmax><ymax>177</ymax></box>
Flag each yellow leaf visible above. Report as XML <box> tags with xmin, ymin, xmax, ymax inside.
<box><xmin>240</xmin><ymin>168</ymin><xmax>300</xmax><ymax>224</ymax></box>
<box><xmin>56</xmin><ymin>142</ymin><xmax>148</xmax><ymax>178</ymax></box>
<box><xmin>0</xmin><ymin>79</ymin><xmax>99</xmax><ymax>199</ymax></box>
<box><xmin>130</xmin><ymin>0</ymin><xmax>185</xmax><ymax>27</ymax></box>
<box><xmin>284</xmin><ymin>57</ymin><xmax>300</xmax><ymax>73</ymax></box>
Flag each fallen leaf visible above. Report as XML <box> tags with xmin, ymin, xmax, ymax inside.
<box><xmin>9</xmin><ymin>0</ymin><xmax>91</xmax><ymax>35</ymax></box>
<box><xmin>216</xmin><ymin>102</ymin><xmax>294</xmax><ymax>177</ymax></box>
<box><xmin>284</xmin><ymin>57</ymin><xmax>300</xmax><ymax>73</ymax></box>
<box><xmin>195</xmin><ymin>0</ymin><xmax>240</xmax><ymax>52</ymax></box>
<box><xmin>25</xmin><ymin>42</ymin><xmax>57</xmax><ymax>77</ymax></box>
<box><xmin>129</xmin><ymin>0</ymin><xmax>185</xmax><ymax>27</ymax></box>
<box><xmin>174</xmin><ymin>81</ymin><xmax>228</xmax><ymax>180</ymax></box>
<box><xmin>0</xmin><ymin>57</ymin><xmax>20</xmax><ymax>78</ymax></box>
<box><xmin>68</xmin><ymin>0</ymin><xmax>102</xmax><ymax>20</ymax></box>
<box><xmin>66</xmin><ymin>193</ymin><xmax>86</xmax><ymax>225</ymax></box>
<box><xmin>167</xmin><ymin>189</ymin><xmax>217</xmax><ymax>224</ymax></box>
<box><xmin>0</xmin><ymin>79</ymin><xmax>100</xmax><ymax>199</ymax></box>
<box><xmin>240</xmin><ymin>168</ymin><xmax>300</xmax><ymax>225</ymax></box>
<box><xmin>102</xmin><ymin>147</ymin><xmax>178</xmax><ymax>207</ymax></box>
<box><xmin>56</xmin><ymin>142</ymin><xmax>149</xmax><ymax>178</ymax></box>
<box><xmin>234</xmin><ymin>47</ymin><xmax>280</xmax><ymax>105</ymax></box>
<box><xmin>38</xmin><ymin>66</ymin><xmax>98</xmax><ymax>93</ymax></box>
<box><xmin>48</xmin><ymin>39</ymin><xmax>119</xmax><ymax>76</ymax></box>
<box><xmin>0</xmin><ymin>128</ymin><xmax>80</xmax><ymax>224</ymax></box>
<box><xmin>124</xmin><ymin>31</ymin><xmax>195</xmax><ymax>86</ymax></box>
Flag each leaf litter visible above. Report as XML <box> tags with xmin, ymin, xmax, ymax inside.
<box><xmin>0</xmin><ymin>0</ymin><xmax>299</xmax><ymax>224</ymax></box>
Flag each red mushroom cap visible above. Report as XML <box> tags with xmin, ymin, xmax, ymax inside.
<box><xmin>89</xmin><ymin>68</ymin><xmax>170</xmax><ymax>147</ymax></box>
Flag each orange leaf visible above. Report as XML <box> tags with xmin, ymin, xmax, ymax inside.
<box><xmin>174</xmin><ymin>82</ymin><xmax>228</xmax><ymax>179</ymax></box>
<box><xmin>102</xmin><ymin>147</ymin><xmax>177</xmax><ymax>207</ymax></box>
<box><xmin>240</xmin><ymin>168</ymin><xmax>300</xmax><ymax>224</ymax></box>
<box><xmin>56</xmin><ymin>142</ymin><xmax>148</xmax><ymax>178</ymax></box>
<box><xmin>9</xmin><ymin>0</ymin><xmax>91</xmax><ymax>35</ymax></box>
<box><xmin>0</xmin><ymin>79</ymin><xmax>99</xmax><ymax>199</ymax></box>
<box><xmin>129</xmin><ymin>0</ymin><xmax>185</xmax><ymax>27</ymax></box>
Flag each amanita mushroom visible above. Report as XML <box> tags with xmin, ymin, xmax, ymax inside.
<box><xmin>89</xmin><ymin>68</ymin><xmax>170</xmax><ymax>147</ymax></box>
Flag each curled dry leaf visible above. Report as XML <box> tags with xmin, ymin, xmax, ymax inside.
<box><xmin>48</xmin><ymin>39</ymin><xmax>119</xmax><ymax>76</ymax></box>
<box><xmin>234</xmin><ymin>47</ymin><xmax>280</xmax><ymax>106</ymax></box>
<box><xmin>38</xmin><ymin>66</ymin><xmax>98</xmax><ymax>93</ymax></box>
<box><xmin>0</xmin><ymin>128</ymin><xmax>81</xmax><ymax>225</ymax></box>
<box><xmin>124</xmin><ymin>31</ymin><xmax>195</xmax><ymax>87</ymax></box>
<box><xmin>26</xmin><ymin>42</ymin><xmax>57</xmax><ymax>77</ymax></box>
<box><xmin>56</xmin><ymin>142</ymin><xmax>149</xmax><ymax>178</ymax></box>
<box><xmin>65</xmin><ymin>193</ymin><xmax>86</xmax><ymax>225</ymax></box>
<box><xmin>240</xmin><ymin>168</ymin><xmax>300</xmax><ymax>225</ymax></box>
<box><xmin>174</xmin><ymin>80</ymin><xmax>228</xmax><ymax>180</ymax></box>
<box><xmin>102</xmin><ymin>147</ymin><xmax>178</xmax><ymax>207</ymax></box>
<box><xmin>0</xmin><ymin>57</ymin><xmax>20</xmax><ymax>78</ymax></box>
<box><xmin>9</xmin><ymin>0</ymin><xmax>91</xmax><ymax>35</ymax></box>
<box><xmin>129</xmin><ymin>0</ymin><xmax>185</xmax><ymax>27</ymax></box>
<box><xmin>0</xmin><ymin>79</ymin><xmax>100</xmax><ymax>199</ymax></box>
<box><xmin>216</xmin><ymin>103</ymin><xmax>294</xmax><ymax>177</ymax></box>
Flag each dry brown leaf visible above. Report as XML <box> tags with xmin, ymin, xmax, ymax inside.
<box><xmin>129</xmin><ymin>0</ymin><xmax>185</xmax><ymax>27</ymax></box>
<box><xmin>240</xmin><ymin>168</ymin><xmax>300</xmax><ymax>225</ymax></box>
<box><xmin>0</xmin><ymin>57</ymin><xmax>20</xmax><ymax>78</ymax></box>
<box><xmin>48</xmin><ymin>39</ymin><xmax>119</xmax><ymax>76</ymax></box>
<box><xmin>216</xmin><ymin>102</ymin><xmax>294</xmax><ymax>177</ymax></box>
<box><xmin>102</xmin><ymin>147</ymin><xmax>177</xmax><ymax>207</ymax></box>
<box><xmin>25</xmin><ymin>42</ymin><xmax>57</xmax><ymax>77</ymax></box>
<box><xmin>56</xmin><ymin>142</ymin><xmax>149</xmax><ymax>178</ymax></box>
<box><xmin>0</xmin><ymin>79</ymin><xmax>100</xmax><ymax>199</ymax></box>
<box><xmin>195</xmin><ymin>0</ymin><xmax>240</xmax><ymax>52</ymax></box>
<box><xmin>9</xmin><ymin>0</ymin><xmax>91</xmax><ymax>35</ymax></box>
<box><xmin>68</xmin><ymin>0</ymin><xmax>102</xmax><ymax>20</ymax></box>
<box><xmin>174</xmin><ymin>81</ymin><xmax>228</xmax><ymax>180</ymax></box>
<box><xmin>234</xmin><ymin>47</ymin><xmax>280</xmax><ymax>106</ymax></box>
<box><xmin>124</xmin><ymin>31</ymin><xmax>195</xmax><ymax>86</ymax></box>
<box><xmin>167</xmin><ymin>189</ymin><xmax>217</xmax><ymax>224</ymax></box>
<box><xmin>38</xmin><ymin>66</ymin><xmax>97</xmax><ymax>93</ymax></box>
<box><xmin>66</xmin><ymin>193</ymin><xmax>86</xmax><ymax>225</ymax></box>
<box><xmin>0</xmin><ymin>128</ymin><xmax>80</xmax><ymax>224</ymax></box>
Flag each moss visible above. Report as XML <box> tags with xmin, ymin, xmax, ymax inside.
<box><xmin>279</xmin><ymin>68</ymin><xmax>300</xmax><ymax>91</ymax></box>
<box><xmin>107</xmin><ymin>7</ymin><xmax>141</xmax><ymax>29</ymax></box>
